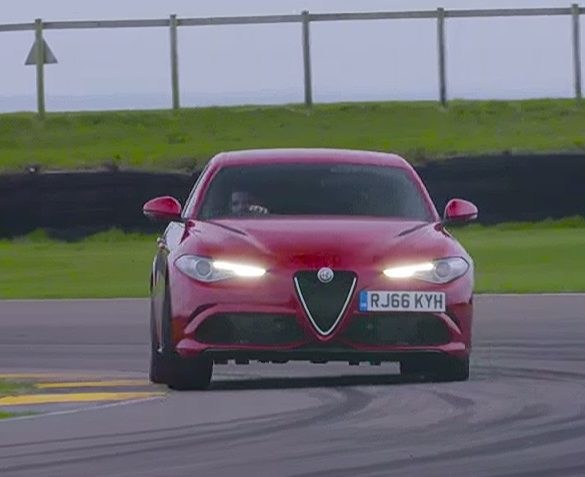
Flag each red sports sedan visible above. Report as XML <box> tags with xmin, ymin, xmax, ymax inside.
<box><xmin>144</xmin><ymin>149</ymin><xmax>478</xmax><ymax>390</ymax></box>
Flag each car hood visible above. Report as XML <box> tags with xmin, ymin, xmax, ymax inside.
<box><xmin>183</xmin><ymin>217</ymin><xmax>460</xmax><ymax>268</ymax></box>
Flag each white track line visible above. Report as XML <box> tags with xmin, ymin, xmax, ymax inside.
<box><xmin>1</xmin><ymin>396</ymin><xmax>164</xmax><ymax>423</ymax></box>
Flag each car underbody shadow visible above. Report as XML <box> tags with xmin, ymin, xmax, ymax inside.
<box><xmin>206</xmin><ymin>373</ymin><xmax>427</xmax><ymax>391</ymax></box>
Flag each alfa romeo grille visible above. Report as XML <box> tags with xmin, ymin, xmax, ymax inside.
<box><xmin>294</xmin><ymin>271</ymin><xmax>357</xmax><ymax>336</ymax></box>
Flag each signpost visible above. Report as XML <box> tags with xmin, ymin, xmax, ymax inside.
<box><xmin>301</xmin><ymin>11</ymin><xmax>313</xmax><ymax>108</ymax></box>
<box><xmin>25</xmin><ymin>19</ymin><xmax>57</xmax><ymax>119</ymax></box>
<box><xmin>169</xmin><ymin>14</ymin><xmax>180</xmax><ymax>110</ymax></box>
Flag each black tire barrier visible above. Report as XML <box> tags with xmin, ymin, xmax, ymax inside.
<box><xmin>417</xmin><ymin>154</ymin><xmax>585</xmax><ymax>224</ymax></box>
<box><xmin>1</xmin><ymin>154</ymin><xmax>583</xmax><ymax>238</ymax></box>
<box><xmin>0</xmin><ymin>170</ymin><xmax>195</xmax><ymax>239</ymax></box>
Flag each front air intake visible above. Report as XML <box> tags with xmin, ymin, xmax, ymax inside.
<box><xmin>195</xmin><ymin>313</ymin><xmax>304</xmax><ymax>345</ymax></box>
<box><xmin>342</xmin><ymin>313</ymin><xmax>451</xmax><ymax>346</ymax></box>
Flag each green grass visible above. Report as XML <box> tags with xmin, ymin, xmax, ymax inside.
<box><xmin>0</xmin><ymin>380</ymin><xmax>30</xmax><ymax>396</ymax></box>
<box><xmin>0</xmin><ymin>230</ymin><xmax>154</xmax><ymax>299</ymax></box>
<box><xmin>0</xmin><ymin>381</ymin><xmax>35</xmax><ymax>419</ymax></box>
<box><xmin>456</xmin><ymin>218</ymin><xmax>585</xmax><ymax>293</ymax></box>
<box><xmin>1</xmin><ymin>99</ymin><xmax>585</xmax><ymax>171</ymax></box>
<box><xmin>1</xmin><ymin>220</ymin><xmax>584</xmax><ymax>298</ymax></box>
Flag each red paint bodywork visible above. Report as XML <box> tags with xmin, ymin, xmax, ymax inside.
<box><xmin>444</xmin><ymin>198</ymin><xmax>479</xmax><ymax>222</ymax></box>
<box><xmin>151</xmin><ymin>149</ymin><xmax>476</xmax><ymax>363</ymax></box>
<box><xmin>143</xmin><ymin>196</ymin><xmax>182</xmax><ymax>221</ymax></box>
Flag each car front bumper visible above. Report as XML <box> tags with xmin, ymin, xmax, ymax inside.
<box><xmin>169</xmin><ymin>267</ymin><xmax>474</xmax><ymax>363</ymax></box>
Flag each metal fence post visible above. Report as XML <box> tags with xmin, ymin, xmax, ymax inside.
<box><xmin>302</xmin><ymin>10</ymin><xmax>313</xmax><ymax>108</ymax></box>
<box><xmin>572</xmin><ymin>4</ymin><xmax>582</xmax><ymax>100</ymax></box>
<box><xmin>34</xmin><ymin>18</ymin><xmax>46</xmax><ymax>119</ymax></box>
<box><xmin>437</xmin><ymin>8</ymin><xmax>447</xmax><ymax>107</ymax></box>
<box><xmin>170</xmin><ymin>14</ymin><xmax>180</xmax><ymax>110</ymax></box>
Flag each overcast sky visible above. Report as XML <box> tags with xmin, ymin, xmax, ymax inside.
<box><xmin>1</xmin><ymin>0</ymin><xmax>582</xmax><ymax>111</ymax></box>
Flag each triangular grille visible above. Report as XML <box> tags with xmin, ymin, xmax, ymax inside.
<box><xmin>294</xmin><ymin>271</ymin><xmax>356</xmax><ymax>336</ymax></box>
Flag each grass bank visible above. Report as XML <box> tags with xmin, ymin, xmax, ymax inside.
<box><xmin>0</xmin><ymin>381</ymin><xmax>29</xmax><ymax>395</ymax></box>
<box><xmin>0</xmin><ymin>381</ymin><xmax>35</xmax><ymax>419</ymax></box>
<box><xmin>1</xmin><ymin>219</ymin><xmax>583</xmax><ymax>298</ymax></box>
<box><xmin>1</xmin><ymin>99</ymin><xmax>584</xmax><ymax>172</ymax></box>
<box><xmin>455</xmin><ymin>218</ymin><xmax>585</xmax><ymax>293</ymax></box>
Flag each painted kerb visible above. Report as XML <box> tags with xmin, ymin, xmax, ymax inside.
<box><xmin>0</xmin><ymin>5</ymin><xmax>583</xmax><ymax>116</ymax></box>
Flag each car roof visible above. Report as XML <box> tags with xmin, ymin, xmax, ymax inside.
<box><xmin>210</xmin><ymin>148</ymin><xmax>411</xmax><ymax>169</ymax></box>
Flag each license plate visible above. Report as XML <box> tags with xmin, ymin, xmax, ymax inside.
<box><xmin>359</xmin><ymin>291</ymin><xmax>446</xmax><ymax>312</ymax></box>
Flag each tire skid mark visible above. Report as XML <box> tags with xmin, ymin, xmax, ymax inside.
<box><xmin>281</xmin><ymin>376</ymin><xmax>585</xmax><ymax>477</ymax></box>
<box><xmin>0</xmin><ymin>387</ymin><xmax>373</xmax><ymax>473</ymax></box>
<box><xmin>475</xmin><ymin>362</ymin><xmax>585</xmax><ymax>378</ymax></box>
<box><xmin>429</xmin><ymin>390</ymin><xmax>476</xmax><ymax>408</ymax></box>
<box><xmin>490</xmin><ymin>458</ymin><xmax>585</xmax><ymax>477</ymax></box>
<box><xmin>0</xmin><ymin>399</ymin><xmax>321</xmax><ymax>459</ymax></box>
<box><xmin>290</xmin><ymin>407</ymin><xmax>585</xmax><ymax>477</ymax></box>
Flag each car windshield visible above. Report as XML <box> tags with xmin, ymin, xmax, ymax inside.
<box><xmin>198</xmin><ymin>163</ymin><xmax>432</xmax><ymax>221</ymax></box>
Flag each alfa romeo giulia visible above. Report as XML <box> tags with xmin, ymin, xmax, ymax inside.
<box><xmin>144</xmin><ymin>149</ymin><xmax>477</xmax><ymax>390</ymax></box>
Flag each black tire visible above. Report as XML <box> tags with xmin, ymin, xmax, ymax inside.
<box><xmin>150</xmin><ymin>281</ymin><xmax>213</xmax><ymax>390</ymax></box>
<box><xmin>400</xmin><ymin>356</ymin><xmax>469</xmax><ymax>382</ymax></box>
<box><xmin>433</xmin><ymin>356</ymin><xmax>470</xmax><ymax>382</ymax></box>
<box><xmin>167</xmin><ymin>355</ymin><xmax>213</xmax><ymax>391</ymax></box>
<box><xmin>149</xmin><ymin>311</ymin><xmax>169</xmax><ymax>384</ymax></box>
<box><xmin>149</xmin><ymin>280</ymin><xmax>174</xmax><ymax>385</ymax></box>
<box><xmin>150</xmin><ymin>312</ymin><xmax>213</xmax><ymax>390</ymax></box>
<box><xmin>399</xmin><ymin>358</ymin><xmax>428</xmax><ymax>377</ymax></box>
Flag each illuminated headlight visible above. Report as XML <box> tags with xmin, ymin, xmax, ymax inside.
<box><xmin>175</xmin><ymin>255</ymin><xmax>266</xmax><ymax>282</ymax></box>
<box><xmin>384</xmin><ymin>257</ymin><xmax>469</xmax><ymax>284</ymax></box>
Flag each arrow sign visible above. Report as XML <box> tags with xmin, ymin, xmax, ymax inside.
<box><xmin>25</xmin><ymin>39</ymin><xmax>58</xmax><ymax>65</ymax></box>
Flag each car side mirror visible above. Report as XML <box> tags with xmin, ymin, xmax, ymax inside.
<box><xmin>443</xmin><ymin>198</ymin><xmax>478</xmax><ymax>224</ymax></box>
<box><xmin>143</xmin><ymin>196</ymin><xmax>182</xmax><ymax>222</ymax></box>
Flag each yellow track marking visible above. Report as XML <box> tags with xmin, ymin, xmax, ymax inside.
<box><xmin>0</xmin><ymin>373</ymin><xmax>126</xmax><ymax>379</ymax></box>
<box><xmin>36</xmin><ymin>379</ymin><xmax>151</xmax><ymax>389</ymax></box>
<box><xmin>0</xmin><ymin>392</ymin><xmax>164</xmax><ymax>406</ymax></box>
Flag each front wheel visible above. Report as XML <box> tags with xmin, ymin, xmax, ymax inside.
<box><xmin>149</xmin><ymin>287</ymin><xmax>213</xmax><ymax>390</ymax></box>
<box><xmin>400</xmin><ymin>356</ymin><xmax>469</xmax><ymax>382</ymax></box>
<box><xmin>433</xmin><ymin>356</ymin><xmax>469</xmax><ymax>382</ymax></box>
<box><xmin>167</xmin><ymin>355</ymin><xmax>213</xmax><ymax>390</ymax></box>
<box><xmin>149</xmin><ymin>312</ymin><xmax>169</xmax><ymax>384</ymax></box>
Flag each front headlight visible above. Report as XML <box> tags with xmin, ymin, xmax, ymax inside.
<box><xmin>383</xmin><ymin>257</ymin><xmax>469</xmax><ymax>284</ymax></box>
<box><xmin>175</xmin><ymin>255</ymin><xmax>266</xmax><ymax>282</ymax></box>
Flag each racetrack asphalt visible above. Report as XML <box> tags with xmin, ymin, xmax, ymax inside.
<box><xmin>1</xmin><ymin>295</ymin><xmax>585</xmax><ymax>477</ymax></box>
